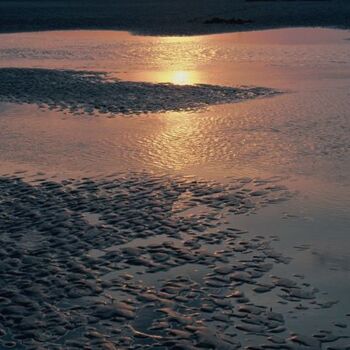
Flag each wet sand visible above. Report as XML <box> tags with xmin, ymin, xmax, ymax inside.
<box><xmin>0</xmin><ymin>172</ymin><xmax>298</xmax><ymax>349</ymax></box>
<box><xmin>0</xmin><ymin>28</ymin><xmax>349</xmax><ymax>349</ymax></box>
<box><xmin>0</xmin><ymin>68</ymin><xmax>277</xmax><ymax>116</ymax></box>
<box><xmin>0</xmin><ymin>172</ymin><xmax>348</xmax><ymax>349</ymax></box>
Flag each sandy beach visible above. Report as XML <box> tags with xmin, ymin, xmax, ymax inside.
<box><xmin>0</xmin><ymin>7</ymin><xmax>349</xmax><ymax>350</ymax></box>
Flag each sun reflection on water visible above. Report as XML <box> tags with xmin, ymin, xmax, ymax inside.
<box><xmin>141</xmin><ymin>35</ymin><xmax>205</xmax><ymax>85</ymax></box>
<box><xmin>169</xmin><ymin>70</ymin><xmax>192</xmax><ymax>85</ymax></box>
<box><xmin>148</xmin><ymin>112</ymin><xmax>201</xmax><ymax>171</ymax></box>
<box><xmin>161</xmin><ymin>70</ymin><xmax>201</xmax><ymax>85</ymax></box>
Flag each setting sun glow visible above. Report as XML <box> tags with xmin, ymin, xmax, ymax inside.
<box><xmin>171</xmin><ymin>70</ymin><xmax>192</xmax><ymax>85</ymax></box>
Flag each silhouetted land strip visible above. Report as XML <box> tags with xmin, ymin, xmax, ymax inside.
<box><xmin>0</xmin><ymin>0</ymin><xmax>349</xmax><ymax>35</ymax></box>
<box><xmin>203</xmin><ymin>17</ymin><xmax>253</xmax><ymax>25</ymax></box>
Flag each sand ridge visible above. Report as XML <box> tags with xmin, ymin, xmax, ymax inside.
<box><xmin>0</xmin><ymin>68</ymin><xmax>278</xmax><ymax>116</ymax></box>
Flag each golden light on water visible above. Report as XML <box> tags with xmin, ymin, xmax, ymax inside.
<box><xmin>144</xmin><ymin>35</ymin><xmax>204</xmax><ymax>85</ymax></box>
<box><xmin>127</xmin><ymin>70</ymin><xmax>201</xmax><ymax>85</ymax></box>
<box><xmin>161</xmin><ymin>70</ymin><xmax>200</xmax><ymax>85</ymax></box>
<box><xmin>170</xmin><ymin>70</ymin><xmax>192</xmax><ymax>85</ymax></box>
<box><xmin>147</xmin><ymin>112</ymin><xmax>201</xmax><ymax>171</ymax></box>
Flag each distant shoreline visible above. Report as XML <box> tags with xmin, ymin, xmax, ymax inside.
<box><xmin>0</xmin><ymin>0</ymin><xmax>350</xmax><ymax>36</ymax></box>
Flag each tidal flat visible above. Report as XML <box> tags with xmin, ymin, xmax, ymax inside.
<box><xmin>0</xmin><ymin>28</ymin><xmax>349</xmax><ymax>349</ymax></box>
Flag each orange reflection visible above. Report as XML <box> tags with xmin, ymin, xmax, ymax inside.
<box><xmin>171</xmin><ymin>70</ymin><xmax>191</xmax><ymax>85</ymax></box>
<box><xmin>135</xmin><ymin>37</ymin><xmax>207</xmax><ymax>170</ymax></box>
<box><xmin>148</xmin><ymin>112</ymin><xmax>201</xmax><ymax>171</ymax></box>
<box><xmin>158</xmin><ymin>70</ymin><xmax>200</xmax><ymax>85</ymax></box>
<box><xmin>141</xmin><ymin>35</ymin><xmax>205</xmax><ymax>85</ymax></box>
<box><xmin>122</xmin><ymin>70</ymin><xmax>201</xmax><ymax>85</ymax></box>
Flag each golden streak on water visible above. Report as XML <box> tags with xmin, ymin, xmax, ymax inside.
<box><xmin>162</xmin><ymin>70</ymin><xmax>199</xmax><ymax>85</ymax></box>
<box><xmin>138</xmin><ymin>35</ymin><xmax>205</xmax><ymax>85</ymax></box>
<box><xmin>170</xmin><ymin>70</ymin><xmax>192</xmax><ymax>85</ymax></box>
<box><xmin>149</xmin><ymin>112</ymin><xmax>200</xmax><ymax>171</ymax></box>
<box><xmin>129</xmin><ymin>70</ymin><xmax>202</xmax><ymax>85</ymax></box>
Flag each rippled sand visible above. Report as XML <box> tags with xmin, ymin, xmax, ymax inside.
<box><xmin>0</xmin><ymin>68</ymin><xmax>276</xmax><ymax>115</ymax></box>
<box><xmin>0</xmin><ymin>172</ymin><xmax>343</xmax><ymax>349</ymax></box>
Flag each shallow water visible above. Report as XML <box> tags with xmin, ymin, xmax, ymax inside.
<box><xmin>0</xmin><ymin>28</ymin><xmax>349</xmax><ymax>182</ymax></box>
<box><xmin>0</xmin><ymin>28</ymin><xmax>349</xmax><ymax>348</ymax></box>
